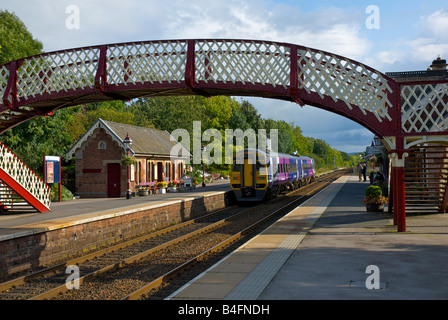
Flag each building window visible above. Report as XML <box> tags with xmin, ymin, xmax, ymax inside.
<box><xmin>98</xmin><ymin>141</ymin><xmax>107</xmax><ymax>150</ymax></box>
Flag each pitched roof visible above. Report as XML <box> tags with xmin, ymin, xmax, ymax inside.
<box><xmin>66</xmin><ymin>118</ymin><xmax>190</xmax><ymax>159</ymax></box>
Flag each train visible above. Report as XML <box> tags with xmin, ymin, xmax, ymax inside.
<box><xmin>230</xmin><ymin>148</ymin><xmax>315</xmax><ymax>202</ymax></box>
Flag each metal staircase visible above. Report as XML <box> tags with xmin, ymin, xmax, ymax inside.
<box><xmin>405</xmin><ymin>145</ymin><xmax>448</xmax><ymax>213</ymax></box>
<box><xmin>0</xmin><ymin>141</ymin><xmax>51</xmax><ymax>213</ymax></box>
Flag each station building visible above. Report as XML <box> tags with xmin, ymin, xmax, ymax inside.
<box><xmin>66</xmin><ymin>118</ymin><xmax>190</xmax><ymax>198</ymax></box>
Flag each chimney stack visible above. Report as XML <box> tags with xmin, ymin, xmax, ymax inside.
<box><xmin>430</xmin><ymin>56</ymin><xmax>447</xmax><ymax>71</ymax></box>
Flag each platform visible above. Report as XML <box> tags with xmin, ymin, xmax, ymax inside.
<box><xmin>0</xmin><ymin>179</ymin><xmax>231</xmax><ymax>242</ymax></box>
<box><xmin>168</xmin><ymin>175</ymin><xmax>448</xmax><ymax>300</ymax></box>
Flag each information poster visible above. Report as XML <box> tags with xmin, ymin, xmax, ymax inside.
<box><xmin>44</xmin><ymin>156</ymin><xmax>61</xmax><ymax>184</ymax></box>
<box><xmin>46</xmin><ymin>161</ymin><xmax>54</xmax><ymax>183</ymax></box>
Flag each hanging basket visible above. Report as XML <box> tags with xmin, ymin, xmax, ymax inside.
<box><xmin>121</xmin><ymin>155</ymin><xmax>136</xmax><ymax>166</ymax></box>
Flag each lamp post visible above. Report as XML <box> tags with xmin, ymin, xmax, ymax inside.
<box><xmin>201</xmin><ymin>144</ymin><xmax>206</xmax><ymax>187</ymax></box>
<box><xmin>123</xmin><ymin>133</ymin><xmax>133</xmax><ymax>199</ymax></box>
<box><xmin>374</xmin><ymin>135</ymin><xmax>381</xmax><ymax>146</ymax></box>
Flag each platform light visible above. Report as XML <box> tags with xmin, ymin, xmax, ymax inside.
<box><xmin>201</xmin><ymin>144</ymin><xmax>206</xmax><ymax>187</ymax></box>
<box><xmin>124</xmin><ymin>133</ymin><xmax>133</xmax><ymax>199</ymax></box>
<box><xmin>373</xmin><ymin>135</ymin><xmax>381</xmax><ymax>146</ymax></box>
<box><xmin>123</xmin><ymin>133</ymin><xmax>133</xmax><ymax>149</ymax></box>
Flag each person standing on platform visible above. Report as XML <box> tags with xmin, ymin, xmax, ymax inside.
<box><xmin>358</xmin><ymin>163</ymin><xmax>363</xmax><ymax>182</ymax></box>
<box><xmin>362</xmin><ymin>163</ymin><xmax>367</xmax><ymax>182</ymax></box>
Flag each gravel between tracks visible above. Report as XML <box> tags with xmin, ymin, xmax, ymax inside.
<box><xmin>54</xmin><ymin>202</ymin><xmax>277</xmax><ymax>300</ymax></box>
<box><xmin>0</xmin><ymin>171</ymin><xmax>345</xmax><ymax>300</ymax></box>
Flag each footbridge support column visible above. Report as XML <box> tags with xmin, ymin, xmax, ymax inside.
<box><xmin>389</xmin><ymin>150</ymin><xmax>408</xmax><ymax>232</ymax></box>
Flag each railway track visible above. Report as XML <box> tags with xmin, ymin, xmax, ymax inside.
<box><xmin>0</xmin><ymin>169</ymin><xmax>347</xmax><ymax>300</ymax></box>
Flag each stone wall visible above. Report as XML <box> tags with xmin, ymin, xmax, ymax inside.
<box><xmin>0</xmin><ymin>191</ymin><xmax>232</xmax><ymax>278</ymax></box>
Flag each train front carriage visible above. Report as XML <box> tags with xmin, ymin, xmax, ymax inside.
<box><xmin>230</xmin><ymin>149</ymin><xmax>269</xmax><ymax>202</ymax></box>
<box><xmin>230</xmin><ymin>149</ymin><xmax>316</xmax><ymax>203</ymax></box>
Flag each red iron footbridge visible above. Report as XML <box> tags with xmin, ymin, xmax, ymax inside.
<box><xmin>1</xmin><ymin>39</ymin><xmax>448</xmax><ymax>231</ymax></box>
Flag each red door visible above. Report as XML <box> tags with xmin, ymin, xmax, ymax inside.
<box><xmin>107</xmin><ymin>163</ymin><xmax>121</xmax><ymax>197</ymax></box>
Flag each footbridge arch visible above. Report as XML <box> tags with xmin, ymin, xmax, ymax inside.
<box><xmin>1</xmin><ymin>39</ymin><xmax>398</xmax><ymax>136</ymax></box>
<box><xmin>1</xmin><ymin>38</ymin><xmax>448</xmax><ymax>231</ymax></box>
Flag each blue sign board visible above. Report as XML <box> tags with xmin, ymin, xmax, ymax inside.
<box><xmin>44</xmin><ymin>156</ymin><xmax>61</xmax><ymax>184</ymax></box>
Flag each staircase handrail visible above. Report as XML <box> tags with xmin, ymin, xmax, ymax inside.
<box><xmin>0</xmin><ymin>141</ymin><xmax>51</xmax><ymax>210</ymax></box>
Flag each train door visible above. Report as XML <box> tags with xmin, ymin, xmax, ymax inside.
<box><xmin>243</xmin><ymin>157</ymin><xmax>255</xmax><ymax>187</ymax></box>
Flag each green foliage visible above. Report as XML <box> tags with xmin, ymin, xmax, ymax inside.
<box><xmin>0</xmin><ymin>10</ymin><xmax>43</xmax><ymax>65</ymax></box>
<box><xmin>0</xmin><ymin>108</ymin><xmax>75</xmax><ymax>173</ymax></box>
<box><xmin>0</xmin><ymin>12</ymin><xmax>359</xmax><ymax>183</ymax></box>
<box><xmin>365</xmin><ymin>185</ymin><xmax>382</xmax><ymax>197</ymax></box>
<box><xmin>362</xmin><ymin>185</ymin><xmax>388</xmax><ymax>205</ymax></box>
<box><xmin>1</xmin><ymin>95</ymin><xmax>360</xmax><ymax>177</ymax></box>
<box><xmin>121</xmin><ymin>155</ymin><xmax>136</xmax><ymax>166</ymax></box>
<box><xmin>50</xmin><ymin>184</ymin><xmax>74</xmax><ymax>202</ymax></box>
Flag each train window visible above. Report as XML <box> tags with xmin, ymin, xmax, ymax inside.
<box><xmin>232</xmin><ymin>164</ymin><xmax>242</xmax><ymax>172</ymax></box>
<box><xmin>257</xmin><ymin>162</ymin><xmax>267</xmax><ymax>174</ymax></box>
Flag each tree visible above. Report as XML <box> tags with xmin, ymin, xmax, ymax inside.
<box><xmin>312</xmin><ymin>138</ymin><xmax>330</xmax><ymax>160</ymax></box>
<box><xmin>1</xmin><ymin>108</ymin><xmax>75</xmax><ymax>173</ymax></box>
<box><xmin>0</xmin><ymin>10</ymin><xmax>43</xmax><ymax>65</ymax></box>
<box><xmin>263</xmin><ymin>119</ymin><xmax>293</xmax><ymax>154</ymax></box>
<box><xmin>291</xmin><ymin>124</ymin><xmax>313</xmax><ymax>156</ymax></box>
<box><xmin>239</xmin><ymin>100</ymin><xmax>264</xmax><ymax>131</ymax></box>
<box><xmin>67</xmin><ymin>103</ymin><xmax>136</xmax><ymax>142</ymax></box>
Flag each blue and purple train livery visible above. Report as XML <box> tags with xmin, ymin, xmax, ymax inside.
<box><xmin>230</xmin><ymin>148</ymin><xmax>315</xmax><ymax>202</ymax></box>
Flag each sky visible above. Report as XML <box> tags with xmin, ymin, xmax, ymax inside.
<box><xmin>2</xmin><ymin>0</ymin><xmax>448</xmax><ymax>153</ymax></box>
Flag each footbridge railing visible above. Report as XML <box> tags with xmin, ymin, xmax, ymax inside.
<box><xmin>0</xmin><ymin>141</ymin><xmax>51</xmax><ymax>213</ymax></box>
<box><xmin>1</xmin><ymin>39</ymin><xmax>397</xmax><ymax>137</ymax></box>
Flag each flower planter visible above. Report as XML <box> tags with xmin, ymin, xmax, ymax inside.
<box><xmin>365</xmin><ymin>203</ymin><xmax>384</xmax><ymax>212</ymax></box>
<box><xmin>362</xmin><ymin>185</ymin><xmax>388</xmax><ymax>213</ymax></box>
<box><xmin>138</xmin><ymin>189</ymin><xmax>149</xmax><ymax>196</ymax></box>
<box><xmin>160</xmin><ymin>188</ymin><xmax>166</xmax><ymax>194</ymax></box>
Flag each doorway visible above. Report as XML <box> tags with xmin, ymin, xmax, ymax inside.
<box><xmin>107</xmin><ymin>163</ymin><xmax>121</xmax><ymax>197</ymax></box>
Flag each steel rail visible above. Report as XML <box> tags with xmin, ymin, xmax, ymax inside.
<box><xmin>122</xmin><ymin>171</ymin><xmax>345</xmax><ymax>300</ymax></box>
<box><xmin>28</xmin><ymin>194</ymin><xmax>294</xmax><ymax>300</ymax></box>
<box><xmin>2</xmin><ymin>169</ymin><xmax>345</xmax><ymax>300</ymax></box>
<box><xmin>0</xmin><ymin>205</ymin><xmax>236</xmax><ymax>294</ymax></box>
<box><xmin>27</xmin><ymin>199</ymin><xmax>279</xmax><ymax>300</ymax></box>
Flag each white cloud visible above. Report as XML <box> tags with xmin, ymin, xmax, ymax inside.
<box><xmin>0</xmin><ymin>0</ymin><xmax>376</xmax><ymax>153</ymax></box>
<box><xmin>2</xmin><ymin>0</ymin><xmax>373</xmax><ymax>61</ymax></box>
<box><xmin>403</xmin><ymin>8</ymin><xmax>448</xmax><ymax>64</ymax></box>
<box><xmin>418</xmin><ymin>8</ymin><xmax>448</xmax><ymax>41</ymax></box>
<box><xmin>364</xmin><ymin>7</ymin><xmax>448</xmax><ymax>72</ymax></box>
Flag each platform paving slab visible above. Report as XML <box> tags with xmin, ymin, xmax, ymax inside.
<box><xmin>0</xmin><ymin>180</ymin><xmax>231</xmax><ymax>241</ymax></box>
<box><xmin>168</xmin><ymin>175</ymin><xmax>348</xmax><ymax>300</ymax></box>
<box><xmin>169</xmin><ymin>175</ymin><xmax>448</xmax><ymax>300</ymax></box>
<box><xmin>259</xmin><ymin>176</ymin><xmax>448</xmax><ymax>300</ymax></box>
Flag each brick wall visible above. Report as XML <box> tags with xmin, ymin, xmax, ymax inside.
<box><xmin>75</xmin><ymin>127</ymin><xmax>125</xmax><ymax>198</ymax></box>
<box><xmin>0</xmin><ymin>191</ymin><xmax>232</xmax><ymax>278</ymax></box>
<box><xmin>73</xmin><ymin>127</ymin><xmax>186</xmax><ymax>198</ymax></box>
